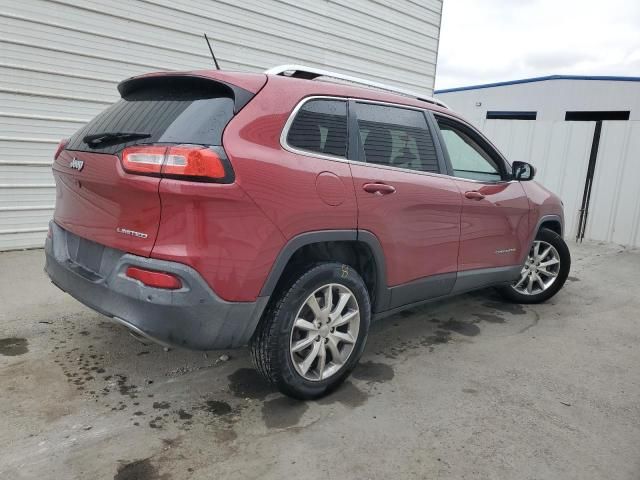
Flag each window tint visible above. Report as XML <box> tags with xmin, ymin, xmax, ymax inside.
<box><xmin>67</xmin><ymin>77</ymin><xmax>235</xmax><ymax>154</ymax></box>
<box><xmin>436</xmin><ymin>119</ymin><xmax>502</xmax><ymax>181</ymax></box>
<box><xmin>287</xmin><ymin>99</ymin><xmax>348</xmax><ymax>158</ymax></box>
<box><xmin>354</xmin><ymin>103</ymin><xmax>439</xmax><ymax>174</ymax></box>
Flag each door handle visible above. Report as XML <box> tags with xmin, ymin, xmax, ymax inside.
<box><xmin>464</xmin><ymin>190</ymin><xmax>485</xmax><ymax>200</ymax></box>
<box><xmin>363</xmin><ymin>183</ymin><xmax>396</xmax><ymax>195</ymax></box>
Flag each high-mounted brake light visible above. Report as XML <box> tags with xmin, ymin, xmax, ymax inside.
<box><xmin>121</xmin><ymin>145</ymin><xmax>228</xmax><ymax>180</ymax></box>
<box><xmin>54</xmin><ymin>138</ymin><xmax>69</xmax><ymax>160</ymax></box>
<box><xmin>126</xmin><ymin>266</ymin><xmax>182</xmax><ymax>290</ymax></box>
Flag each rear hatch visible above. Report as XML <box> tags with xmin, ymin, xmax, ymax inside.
<box><xmin>53</xmin><ymin>73</ymin><xmax>262</xmax><ymax>256</ymax></box>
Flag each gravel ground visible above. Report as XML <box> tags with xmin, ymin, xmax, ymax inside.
<box><xmin>0</xmin><ymin>241</ymin><xmax>639</xmax><ymax>480</ymax></box>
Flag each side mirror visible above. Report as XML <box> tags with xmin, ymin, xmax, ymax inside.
<box><xmin>512</xmin><ymin>161</ymin><xmax>536</xmax><ymax>181</ymax></box>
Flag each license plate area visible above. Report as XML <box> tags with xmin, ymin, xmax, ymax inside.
<box><xmin>65</xmin><ymin>230</ymin><xmax>106</xmax><ymax>277</ymax></box>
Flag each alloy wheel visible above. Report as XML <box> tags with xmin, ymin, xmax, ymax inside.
<box><xmin>512</xmin><ymin>240</ymin><xmax>561</xmax><ymax>295</ymax></box>
<box><xmin>289</xmin><ymin>283</ymin><xmax>360</xmax><ymax>382</ymax></box>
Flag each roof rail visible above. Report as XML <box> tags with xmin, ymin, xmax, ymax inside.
<box><xmin>265</xmin><ymin>64</ymin><xmax>449</xmax><ymax>109</ymax></box>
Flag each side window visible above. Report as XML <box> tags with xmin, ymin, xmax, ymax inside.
<box><xmin>436</xmin><ymin>118</ymin><xmax>503</xmax><ymax>181</ymax></box>
<box><xmin>354</xmin><ymin>103</ymin><xmax>439</xmax><ymax>174</ymax></box>
<box><xmin>286</xmin><ymin>99</ymin><xmax>348</xmax><ymax>158</ymax></box>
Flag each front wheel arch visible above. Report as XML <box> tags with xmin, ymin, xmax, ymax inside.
<box><xmin>539</xmin><ymin>219</ymin><xmax>562</xmax><ymax>237</ymax></box>
<box><xmin>499</xmin><ymin>227</ymin><xmax>571</xmax><ymax>304</ymax></box>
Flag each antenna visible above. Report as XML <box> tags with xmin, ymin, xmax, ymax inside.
<box><xmin>203</xmin><ymin>33</ymin><xmax>220</xmax><ymax>70</ymax></box>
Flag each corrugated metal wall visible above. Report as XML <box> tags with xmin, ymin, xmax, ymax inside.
<box><xmin>434</xmin><ymin>79</ymin><xmax>640</xmax><ymax>124</ymax></box>
<box><xmin>481</xmin><ymin>119</ymin><xmax>640</xmax><ymax>248</ymax></box>
<box><xmin>0</xmin><ymin>0</ymin><xmax>443</xmax><ymax>250</ymax></box>
<box><xmin>481</xmin><ymin>119</ymin><xmax>594</xmax><ymax>238</ymax></box>
<box><xmin>585</xmin><ymin>121</ymin><xmax>640</xmax><ymax>247</ymax></box>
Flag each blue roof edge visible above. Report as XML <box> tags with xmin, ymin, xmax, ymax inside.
<box><xmin>434</xmin><ymin>75</ymin><xmax>640</xmax><ymax>94</ymax></box>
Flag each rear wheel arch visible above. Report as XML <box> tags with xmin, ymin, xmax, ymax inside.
<box><xmin>251</xmin><ymin>261</ymin><xmax>372</xmax><ymax>399</ymax></box>
<box><xmin>259</xmin><ymin>230</ymin><xmax>388</xmax><ymax>313</ymax></box>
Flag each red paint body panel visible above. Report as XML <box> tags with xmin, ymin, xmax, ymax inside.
<box><xmin>350</xmin><ymin>164</ymin><xmax>462</xmax><ymax>286</ymax></box>
<box><xmin>454</xmin><ymin>180</ymin><xmax>531</xmax><ymax>270</ymax></box>
<box><xmin>520</xmin><ymin>181</ymin><xmax>565</xmax><ymax>261</ymax></box>
<box><xmin>150</xmin><ymin>179</ymin><xmax>285</xmax><ymax>302</ymax></box>
<box><xmin>222</xmin><ymin>76</ymin><xmax>358</xmax><ymax>240</ymax></box>
<box><xmin>52</xmin><ymin>150</ymin><xmax>161</xmax><ymax>257</ymax></box>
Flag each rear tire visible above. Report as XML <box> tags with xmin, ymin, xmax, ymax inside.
<box><xmin>250</xmin><ymin>262</ymin><xmax>371</xmax><ymax>400</ymax></box>
<box><xmin>498</xmin><ymin>228</ymin><xmax>570</xmax><ymax>304</ymax></box>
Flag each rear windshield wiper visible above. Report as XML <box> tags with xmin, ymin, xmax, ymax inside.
<box><xmin>83</xmin><ymin>131</ymin><xmax>151</xmax><ymax>146</ymax></box>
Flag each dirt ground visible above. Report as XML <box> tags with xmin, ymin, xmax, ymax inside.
<box><xmin>0</xmin><ymin>241</ymin><xmax>639</xmax><ymax>480</ymax></box>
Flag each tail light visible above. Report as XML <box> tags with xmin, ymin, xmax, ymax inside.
<box><xmin>54</xmin><ymin>138</ymin><xmax>69</xmax><ymax>160</ymax></box>
<box><xmin>121</xmin><ymin>146</ymin><xmax>167</xmax><ymax>174</ymax></box>
<box><xmin>121</xmin><ymin>145</ymin><xmax>231</xmax><ymax>182</ymax></box>
<box><xmin>126</xmin><ymin>266</ymin><xmax>182</xmax><ymax>290</ymax></box>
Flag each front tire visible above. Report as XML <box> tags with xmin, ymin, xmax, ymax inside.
<box><xmin>250</xmin><ymin>262</ymin><xmax>371</xmax><ymax>400</ymax></box>
<box><xmin>498</xmin><ymin>228</ymin><xmax>570</xmax><ymax>304</ymax></box>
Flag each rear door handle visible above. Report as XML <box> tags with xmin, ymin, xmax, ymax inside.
<box><xmin>464</xmin><ymin>190</ymin><xmax>485</xmax><ymax>200</ymax></box>
<box><xmin>363</xmin><ymin>183</ymin><xmax>396</xmax><ymax>195</ymax></box>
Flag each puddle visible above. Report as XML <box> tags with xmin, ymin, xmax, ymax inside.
<box><xmin>318</xmin><ymin>381</ymin><xmax>368</xmax><ymax>408</ymax></box>
<box><xmin>114</xmin><ymin>458</ymin><xmax>168</xmax><ymax>480</ymax></box>
<box><xmin>115</xmin><ymin>374</ymin><xmax>138</xmax><ymax>398</ymax></box>
<box><xmin>149</xmin><ymin>416</ymin><xmax>164</xmax><ymax>429</ymax></box>
<box><xmin>0</xmin><ymin>337</ymin><xmax>28</xmax><ymax>356</ymax></box>
<box><xmin>474</xmin><ymin>313</ymin><xmax>505</xmax><ymax>324</ymax></box>
<box><xmin>177</xmin><ymin>409</ymin><xmax>193</xmax><ymax>420</ymax></box>
<box><xmin>352</xmin><ymin>361</ymin><xmax>395</xmax><ymax>383</ymax></box>
<box><xmin>227</xmin><ymin>368</ymin><xmax>273</xmax><ymax>400</ymax></box>
<box><xmin>439</xmin><ymin>319</ymin><xmax>480</xmax><ymax>336</ymax></box>
<box><xmin>204</xmin><ymin>400</ymin><xmax>232</xmax><ymax>416</ymax></box>
<box><xmin>262</xmin><ymin>396</ymin><xmax>309</xmax><ymax>429</ymax></box>
<box><xmin>483</xmin><ymin>301</ymin><xmax>526</xmax><ymax>315</ymax></box>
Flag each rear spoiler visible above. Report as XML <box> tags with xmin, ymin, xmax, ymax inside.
<box><xmin>117</xmin><ymin>73</ymin><xmax>257</xmax><ymax>113</ymax></box>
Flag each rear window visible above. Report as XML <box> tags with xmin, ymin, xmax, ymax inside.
<box><xmin>66</xmin><ymin>77</ymin><xmax>235</xmax><ymax>154</ymax></box>
<box><xmin>286</xmin><ymin>99</ymin><xmax>348</xmax><ymax>158</ymax></box>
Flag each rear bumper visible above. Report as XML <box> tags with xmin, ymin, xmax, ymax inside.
<box><xmin>44</xmin><ymin>222</ymin><xmax>268</xmax><ymax>350</ymax></box>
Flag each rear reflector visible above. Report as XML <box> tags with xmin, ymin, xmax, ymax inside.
<box><xmin>126</xmin><ymin>266</ymin><xmax>182</xmax><ymax>290</ymax></box>
<box><xmin>121</xmin><ymin>145</ymin><xmax>228</xmax><ymax>180</ymax></box>
<box><xmin>54</xmin><ymin>138</ymin><xmax>69</xmax><ymax>160</ymax></box>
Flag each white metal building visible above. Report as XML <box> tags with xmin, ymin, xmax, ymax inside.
<box><xmin>0</xmin><ymin>0</ymin><xmax>443</xmax><ymax>251</ymax></box>
<box><xmin>436</xmin><ymin>76</ymin><xmax>640</xmax><ymax>248</ymax></box>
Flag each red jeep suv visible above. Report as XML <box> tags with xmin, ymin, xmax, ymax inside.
<box><xmin>45</xmin><ymin>65</ymin><xmax>570</xmax><ymax>399</ymax></box>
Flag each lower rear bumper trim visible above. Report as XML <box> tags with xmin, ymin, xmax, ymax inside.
<box><xmin>45</xmin><ymin>221</ymin><xmax>268</xmax><ymax>350</ymax></box>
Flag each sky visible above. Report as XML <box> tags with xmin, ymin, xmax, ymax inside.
<box><xmin>435</xmin><ymin>0</ymin><xmax>640</xmax><ymax>90</ymax></box>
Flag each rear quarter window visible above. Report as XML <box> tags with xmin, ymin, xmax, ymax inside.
<box><xmin>286</xmin><ymin>99</ymin><xmax>348</xmax><ymax>158</ymax></box>
<box><xmin>66</xmin><ymin>77</ymin><xmax>235</xmax><ymax>154</ymax></box>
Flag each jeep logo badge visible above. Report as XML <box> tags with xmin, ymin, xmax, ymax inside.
<box><xmin>69</xmin><ymin>158</ymin><xmax>84</xmax><ymax>171</ymax></box>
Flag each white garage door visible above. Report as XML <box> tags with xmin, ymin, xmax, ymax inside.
<box><xmin>0</xmin><ymin>0</ymin><xmax>443</xmax><ymax>250</ymax></box>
